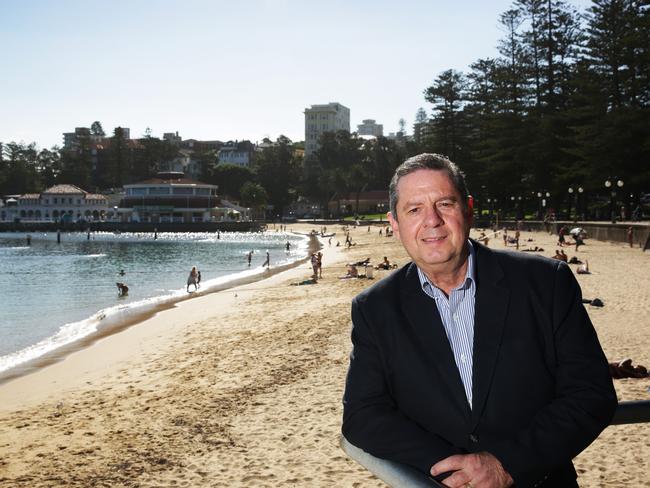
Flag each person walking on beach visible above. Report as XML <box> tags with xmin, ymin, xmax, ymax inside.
<box><xmin>187</xmin><ymin>266</ymin><xmax>198</xmax><ymax>292</ymax></box>
<box><xmin>317</xmin><ymin>251</ymin><xmax>323</xmax><ymax>278</ymax></box>
<box><xmin>247</xmin><ymin>250</ymin><xmax>253</xmax><ymax>266</ymax></box>
<box><xmin>343</xmin><ymin>153</ymin><xmax>615</xmax><ymax>487</ymax></box>
<box><xmin>558</xmin><ymin>225</ymin><xmax>568</xmax><ymax>246</ymax></box>
<box><xmin>263</xmin><ymin>251</ymin><xmax>270</xmax><ymax>268</ymax></box>
<box><xmin>311</xmin><ymin>252</ymin><xmax>319</xmax><ymax>279</ymax></box>
<box><xmin>514</xmin><ymin>229</ymin><xmax>520</xmax><ymax>250</ymax></box>
<box><xmin>197</xmin><ymin>270</ymin><xmax>202</xmax><ymax>289</ymax></box>
<box><xmin>574</xmin><ymin>233</ymin><xmax>585</xmax><ymax>251</ymax></box>
<box><xmin>286</xmin><ymin>241</ymin><xmax>291</xmax><ymax>252</ymax></box>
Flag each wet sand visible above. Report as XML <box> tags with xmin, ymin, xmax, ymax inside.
<box><xmin>0</xmin><ymin>224</ymin><xmax>648</xmax><ymax>487</ymax></box>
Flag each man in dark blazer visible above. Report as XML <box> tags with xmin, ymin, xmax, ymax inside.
<box><xmin>342</xmin><ymin>154</ymin><xmax>617</xmax><ymax>487</ymax></box>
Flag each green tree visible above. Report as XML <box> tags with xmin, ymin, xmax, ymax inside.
<box><xmin>90</xmin><ymin>121</ymin><xmax>105</xmax><ymax>137</ymax></box>
<box><xmin>135</xmin><ymin>135</ymin><xmax>178</xmax><ymax>181</ymax></box>
<box><xmin>424</xmin><ymin>69</ymin><xmax>468</xmax><ymax>162</ymax></box>
<box><xmin>109</xmin><ymin>127</ymin><xmax>130</xmax><ymax>187</ymax></box>
<box><xmin>0</xmin><ymin>142</ymin><xmax>42</xmax><ymax>194</ymax></box>
<box><xmin>212</xmin><ymin>164</ymin><xmax>254</xmax><ymax>199</ymax></box>
<box><xmin>253</xmin><ymin>135</ymin><xmax>301</xmax><ymax>217</ymax></box>
<box><xmin>37</xmin><ymin>147</ymin><xmax>61</xmax><ymax>188</ymax></box>
<box><xmin>59</xmin><ymin>129</ymin><xmax>93</xmax><ymax>189</ymax></box>
<box><xmin>240</xmin><ymin>181</ymin><xmax>268</xmax><ymax>218</ymax></box>
<box><xmin>362</xmin><ymin>136</ymin><xmax>405</xmax><ymax>191</ymax></box>
<box><xmin>313</xmin><ymin>130</ymin><xmax>364</xmax><ymax>215</ymax></box>
<box><xmin>412</xmin><ymin>107</ymin><xmax>430</xmax><ymax>150</ymax></box>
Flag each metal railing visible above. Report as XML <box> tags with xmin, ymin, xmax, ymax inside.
<box><xmin>610</xmin><ymin>400</ymin><xmax>650</xmax><ymax>425</ymax></box>
<box><xmin>341</xmin><ymin>400</ymin><xmax>650</xmax><ymax>487</ymax></box>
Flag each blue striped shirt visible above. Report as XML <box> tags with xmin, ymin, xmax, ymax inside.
<box><xmin>417</xmin><ymin>241</ymin><xmax>476</xmax><ymax>408</ymax></box>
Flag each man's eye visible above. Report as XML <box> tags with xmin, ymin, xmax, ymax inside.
<box><xmin>408</xmin><ymin>207</ymin><xmax>420</xmax><ymax>214</ymax></box>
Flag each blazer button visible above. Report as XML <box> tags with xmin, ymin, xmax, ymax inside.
<box><xmin>469</xmin><ymin>434</ymin><xmax>479</xmax><ymax>443</ymax></box>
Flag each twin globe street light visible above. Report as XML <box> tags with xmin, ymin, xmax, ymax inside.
<box><xmin>567</xmin><ymin>186</ymin><xmax>584</xmax><ymax>222</ymax></box>
<box><xmin>605</xmin><ymin>179</ymin><xmax>624</xmax><ymax>223</ymax></box>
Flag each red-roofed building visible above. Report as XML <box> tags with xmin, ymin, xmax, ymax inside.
<box><xmin>327</xmin><ymin>190</ymin><xmax>389</xmax><ymax>216</ymax></box>
<box><xmin>118</xmin><ymin>172</ymin><xmax>250</xmax><ymax>223</ymax></box>
<box><xmin>1</xmin><ymin>184</ymin><xmax>109</xmax><ymax>222</ymax></box>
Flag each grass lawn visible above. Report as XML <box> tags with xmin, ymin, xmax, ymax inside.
<box><xmin>343</xmin><ymin>213</ymin><xmax>388</xmax><ymax>221</ymax></box>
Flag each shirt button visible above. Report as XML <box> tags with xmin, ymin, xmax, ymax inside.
<box><xmin>469</xmin><ymin>434</ymin><xmax>479</xmax><ymax>443</ymax></box>
<box><xmin>460</xmin><ymin>354</ymin><xmax>467</xmax><ymax>363</ymax></box>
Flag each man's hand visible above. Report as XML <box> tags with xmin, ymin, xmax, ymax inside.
<box><xmin>430</xmin><ymin>452</ymin><xmax>514</xmax><ymax>488</ymax></box>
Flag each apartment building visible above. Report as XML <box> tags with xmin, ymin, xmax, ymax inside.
<box><xmin>356</xmin><ymin>119</ymin><xmax>383</xmax><ymax>137</ymax></box>
<box><xmin>304</xmin><ymin>102</ymin><xmax>350</xmax><ymax>156</ymax></box>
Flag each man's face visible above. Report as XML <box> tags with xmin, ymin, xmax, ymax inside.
<box><xmin>388</xmin><ymin>169</ymin><xmax>471</xmax><ymax>273</ymax></box>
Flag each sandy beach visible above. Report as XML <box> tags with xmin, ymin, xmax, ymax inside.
<box><xmin>0</xmin><ymin>223</ymin><xmax>648</xmax><ymax>487</ymax></box>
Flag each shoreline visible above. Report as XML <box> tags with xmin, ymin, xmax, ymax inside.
<box><xmin>0</xmin><ymin>232</ymin><xmax>320</xmax><ymax>387</ymax></box>
<box><xmin>0</xmin><ymin>224</ymin><xmax>648</xmax><ymax>486</ymax></box>
<box><xmin>0</xmin><ymin>228</ymin><xmax>328</xmax><ymax>412</ymax></box>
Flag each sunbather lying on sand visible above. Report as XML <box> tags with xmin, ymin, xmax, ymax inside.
<box><xmin>609</xmin><ymin>358</ymin><xmax>649</xmax><ymax>379</ymax></box>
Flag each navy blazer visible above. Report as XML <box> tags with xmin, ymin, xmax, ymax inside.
<box><xmin>342</xmin><ymin>241</ymin><xmax>617</xmax><ymax>487</ymax></box>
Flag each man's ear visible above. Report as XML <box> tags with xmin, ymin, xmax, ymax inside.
<box><xmin>465</xmin><ymin>204</ymin><xmax>474</xmax><ymax>229</ymax></box>
<box><xmin>387</xmin><ymin>211</ymin><xmax>400</xmax><ymax>239</ymax></box>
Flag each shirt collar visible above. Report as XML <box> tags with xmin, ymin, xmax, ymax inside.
<box><xmin>417</xmin><ymin>240</ymin><xmax>476</xmax><ymax>297</ymax></box>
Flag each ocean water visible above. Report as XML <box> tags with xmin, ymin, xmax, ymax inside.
<box><xmin>0</xmin><ymin>230</ymin><xmax>310</xmax><ymax>374</ymax></box>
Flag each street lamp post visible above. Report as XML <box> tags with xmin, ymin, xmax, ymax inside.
<box><xmin>605</xmin><ymin>179</ymin><xmax>624</xmax><ymax>223</ymax></box>
<box><xmin>537</xmin><ymin>191</ymin><xmax>551</xmax><ymax>219</ymax></box>
<box><xmin>377</xmin><ymin>202</ymin><xmax>386</xmax><ymax>222</ymax></box>
<box><xmin>567</xmin><ymin>187</ymin><xmax>583</xmax><ymax>222</ymax></box>
<box><xmin>577</xmin><ymin>187</ymin><xmax>584</xmax><ymax>221</ymax></box>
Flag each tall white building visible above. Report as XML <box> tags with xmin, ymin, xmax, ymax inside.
<box><xmin>357</xmin><ymin>119</ymin><xmax>383</xmax><ymax>137</ymax></box>
<box><xmin>304</xmin><ymin>102</ymin><xmax>350</xmax><ymax>156</ymax></box>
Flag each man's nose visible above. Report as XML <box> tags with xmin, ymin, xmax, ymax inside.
<box><xmin>423</xmin><ymin>205</ymin><xmax>443</xmax><ymax>227</ymax></box>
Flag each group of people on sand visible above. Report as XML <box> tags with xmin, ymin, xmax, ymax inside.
<box><xmin>552</xmin><ymin>250</ymin><xmax>590</xmax><ymax>274</ymax></box>
<box><xmin>338</xmin><ymin>256</ymin><xmax>397</xmax><ymax>279</ymax></box>
<box><xmin>378</xmin><ymin>226</ymin><xmax>393</xmax><ymax>237</ymax></box>
<box><xmin>557</xmin><ymin>225</ymin><xmax>586</xmax><ymax>251</ymax></box>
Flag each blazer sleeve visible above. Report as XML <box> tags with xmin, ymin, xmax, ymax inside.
<box><xmin>342</xmin><ymin>295</ymin><xmax>462</xmax><ymax>474</ymax></box>
<box><xmin>488</xmin><ymin>261</ymin><xmax>618</xmax><ymax>486</ymax></box>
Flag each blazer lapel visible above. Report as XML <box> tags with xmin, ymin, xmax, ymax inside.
<box><xmin>470</xmin><ymin>242</ymin><xmax>510</xmax><ymax>429</ymax></box>
<box><xmin>400</xmin><ymin>263</ymin><xmax>471</xmax><ymax>416</ymax></box>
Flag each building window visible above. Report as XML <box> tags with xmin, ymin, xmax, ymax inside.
<box><xmin>173</xmin><ymin>187</ymin><xmax>194</xmax><ymax>195</ymax></box>
<box><xmin>54</xmin><ymin>198</ymin><xmax>58</xmax><ymax>204</ymax></box>
<box><xmin>149</xmin><ymin>187</ymin><xmax>171</xmax><ymax>195</ymax></box>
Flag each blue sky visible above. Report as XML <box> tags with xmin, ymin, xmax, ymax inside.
<box><xmin>0</xmin><ymin>0</ymin><xmax>593</xmax><ymax>149</ymax></box>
